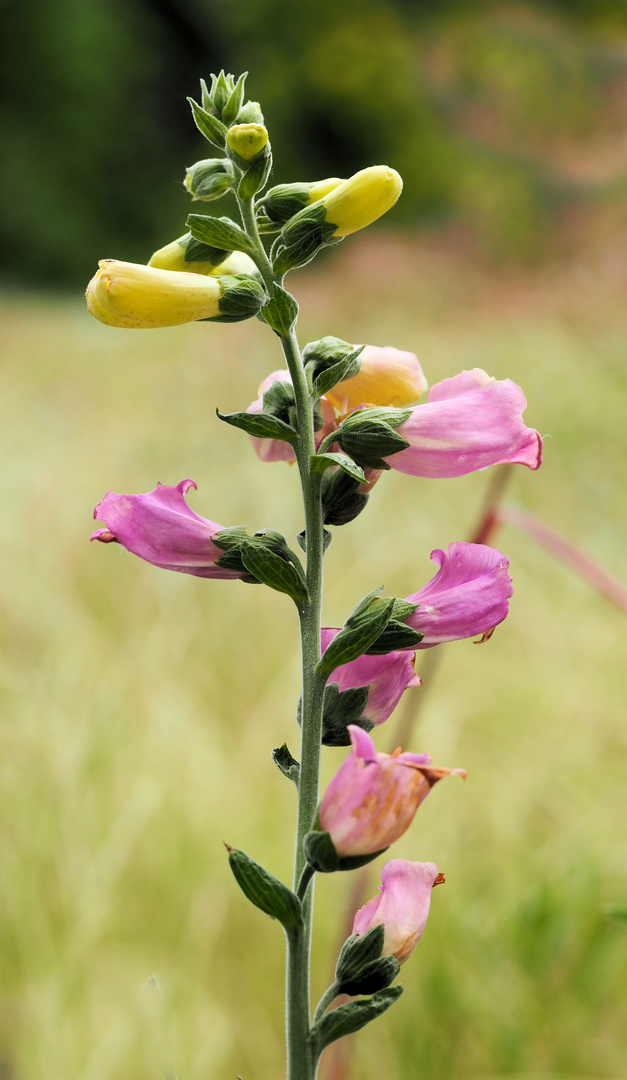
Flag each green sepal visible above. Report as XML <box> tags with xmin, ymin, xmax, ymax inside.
<box><xmin>260</xmin><ymin>286</ymin><xmax>299</xmax><ymax>336</ymax></box>
<box><xmin>272</xmin><ymin>202</ymin><xmax>338</xmax><ymax>275</ymax></box>
<box><xmin>337</xmin><ymin>422</ymin><xmax>409</xmax><ymax>470</ymax></box>
<box><xmin>271</xmin><ymin>744</ymin><xmax>300</xmax><ymax>786</ymax></box>
<box><xmin>303</xmin><ymin>338</ymin><xmax>364</xmax><ymax>399</ymax></box>
<box><xmin>212</xmin><ymin>70</ymin><xmax>230</xmax><ymax>114</ymax></box>
<box><xmin>257</xmin><ymin>182</ymin><xmax>311</xmax><ymax>225</ymax></box>
<box><xmin>222</xmin><ymin>71</ymin><xmax>248</xmax><ymax>126</ymax></box>
<box><xmin>365</xmin><ymin>597</ymin><xmax>423</xmax><ymax>654</ymax></box>
<box><xmin>316</xmin><ymin>593</ymin><xmax>395</xmax><ymax>677</ymax></box>
<box><xmin>184</xmin><ymin>233</ymin><xmax>229</xmax><ymax>266</ymax></box>
<box><xmin>187</xmin><ymin>97</ymin><xmax>228</xmax><ymax>149</ymax></box>
<box><xmin>256</xmin><ymin>214</ymin><xmax>282</xmax><ymax>234</ymax></box>
<box><xmin>214</xmin><ymin>276</ymin><xmax>267</xmax><ymax>323</ymax></box>
<box><xmin>238</xmin><ymin>148</ymin><xmax>273</xmax><ymax>201</ymax></box>
<box><xmin>310</xmin><ymin>986</ymin><xmax>403</xmax><ymax>1054</ymax></box>
<box><xmin>366</xmin><ymin>622</ymin><xmax>424</xmax><ymax>654</ymax></box>
<box><xmin>335</xmin><ymin>926</ymin><xmax>400</xmax><ymax>996</ymax></box>
<box><xmin>321</xmin><ymin>470</ymin><xmax>370</xmax><ymax>527</ymax></box>
<box><xmin>227</xmin><ymin>847</ymin><xmax>302</xmax><ymax>931</ymax></box>
<box><xmin>216</xmin><ymin>407</ymin><xmax>298</xmax><ymax>444</ymax></box>
<box><xmin>187</xmin><ymin>213</ymin><xmax>255</xmax><ymax>256</ymax></box>
<box><xmin>240</xmin><ymin>539</ymin><xmax>308</xmax><ymax>605</ymax></box>
<box><xmin>338</xmin><ymin>847</ymin><xmax>389</xmax><ymax>871</ymax></box>
<box><xmin>296</xmin><ymin>528</ymin><xmax>333</xmax><ymax>555</ymax></box>
<box><xmin>311</xmin><ymin>453</ymin><xmax>366</xmax><ymax>484</ymax></box>
<box><xmin>303</xmin><ymin>830</ymin><xmax>339</xmax><ymax>873</ymax></box>
<box><xmin>321</xmin><ymin>683</ymin><xmax>372</xmax><ymax>747</ymax></box>
<box><xmin>212</xmin><ymin>525</ymin><xmax>261</xmax><ymax>582</ymax></box>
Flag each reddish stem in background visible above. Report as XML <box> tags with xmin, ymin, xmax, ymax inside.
<box><xmin>320</xmin><ymin>467</ymin><xmax>627</xmax><ymax>1080</ymax></box>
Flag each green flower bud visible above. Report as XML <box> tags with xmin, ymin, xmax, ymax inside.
<box><xmin>236</xmin><ymin>100</ymin><xmax>265</xmax><ymax>125</ymax></box>
<box><xmin>212</xmin><ymin>274</ymin><xmax>267</xmax><ymax>323</ymax></box>
<box><xmin>258</xmin><ymin>177</ymin><xmax>345</xmax><ymax>226</ymax></box>
<box><xmin>184</xmin><ymin>158</ymin><xmax>234</xmax><ymax>202</ymax></box>
<box><xmin>226</xmin><ymin>123</ymin><xmax>269</xmax><ymax>163</ymax></box>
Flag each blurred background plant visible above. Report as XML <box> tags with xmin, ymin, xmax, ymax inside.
<box><xmin>1</xmin><ymin>1</ymin><xmax>626</xmax><ymax>1079</ymax></box>
<box><xmin>4</xmin><ymin>0</ymin><xmax>627</xmax><ymax>285</ymax></box>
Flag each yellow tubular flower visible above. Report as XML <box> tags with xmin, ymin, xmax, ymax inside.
<box><xmin>209</xmin><ymin>251</ymin><xmax>259</xmax><ymax>276</ymax></box>
<box><xmin>307</xmin><ymin>177</ymin><xmax>345</xmax><ymax>202</ymax></box>
<box><xmin>321</xmin><ymin>165</ymin><xmax>403</xmax><ymax>237</ymax></box>
<box><xmin>226</xmin><ymin>123</ymin><xmax>269</xmax><ymax>162</ymax></box>
<box><xmin>325</xmin><ymin>346</ymin><xmax>428</xmax><ymax>413</ymax></box>
<box><xmin>86</xmin><ymin>260</ymin><xmax>224</xmax><ymax>328</ymax></box>
<box><xmin>148</xmin><ymin>240</ymin><xmax>258</xmax><ymax>278</ymax></box>
<box><xmin>148</xmin><ymin>237</ymin><xmax>217</xmax><ymax>275</ymax></box>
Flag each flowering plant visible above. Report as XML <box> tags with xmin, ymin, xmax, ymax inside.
<box><xmin>87</xmin><ymin>70</ymin><xmax>540</xmax><ymax>1079</ymax></box>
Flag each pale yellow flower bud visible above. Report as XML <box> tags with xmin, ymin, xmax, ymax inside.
<box><xmin>148</xmin><ymin>238</ymin><xmax>258</xmax><ymax>278</ymax></box>
<box><xmin>209</xmin><ymin>251</ymin><xmax>259</xmax><ymax>276</ymax></box>
<box><xmin>148</xmin><ymin>237</ymin><xmax>216</xmax><ymax>275</ymax></box>
<box><xmin>325</xmin><ymin>346</ymin><xmax>428</xmax><ymax>412</ymax></box>
<box><xmin>226</xmin><ymin>123</ymin><xmax>269</xmax><ymax>162</ymax></box>
<box><xmin>321</xmin><ymin>165</ymin><xmax>403</xmax><ymax>237</ymax></box>
<box><xmin>307</xmin><ymin>177</ymin><xmax>345</xmax><ymax>201</ymax></box>
<box><xmin>86</xmin><ymin>260</ymin><xmax>224</xmax><ymax>328</ymax></box>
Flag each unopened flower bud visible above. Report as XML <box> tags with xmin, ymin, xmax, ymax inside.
<box><xmin>148</xmin><ymin>236</ymin><xmax>258</xmax><ymax>278</ymax></box>
<box><xmin>184</xmin><ymin>158</ymin><xmax>234</xmax><ymax>201</ymax></box>
<box><xmin>86</xmin><ymin>260</ymin><xmax>224</xmax><ymax>328</ymax></box>
<box><xmin>226</xmin><ymin>123</ymin><xmax>269</xmax><ymax>163</ymax></box>
<box><xmin>258</xmin><ymin>178</ymin><xmax>345</xmax><ymax>226</ymax></box>
<box><xmin>321</xmin><ymin>166</ymin><xmax>403</xmax><ymax>238</ymax></box>
<box><xmin>236</xmin><ymin>100</ymin><xmax>265</xmax><ymax>125</ymax></box>
<box><xmin>353</xmin><ymin>860</ymin><xmax>440</xmax><ymax>965</ymax></box>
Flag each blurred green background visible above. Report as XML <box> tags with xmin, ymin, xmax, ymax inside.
<box><xmin>1</xmin><ymin>1</ymin><xmax>627</xmax><ymax>1079</ymax></box>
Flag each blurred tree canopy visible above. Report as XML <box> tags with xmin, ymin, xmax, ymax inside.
<box><xmin>2</xmin><ymin>0</ymin><xmax>627</xmax><ymax>286</ymax></box>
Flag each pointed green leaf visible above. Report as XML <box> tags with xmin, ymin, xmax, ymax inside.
<box><xmin>216</xmin><ymin>407</ymin><xmax>298</xmax><ymax>444</ymax></box>
<box><xmin>239</xmin><ymin>540</ymin><xmax>308</xmax><ymax>604</ymax></box>
<box><xmin>222</xmin><ymin>71</ymin><xmax>248</xmax><ymax>126</ymax></box>
<box><xmin>227</xmin><ymin>847</ymin><xmax>302</xmax><ymax>931</ymax></box>
<box><xmin>317</xmin><ymin>596</ymin><xmax>394</xmax><ymax>677</ymax></box>
<box><xmin>187</xmin><ymin>213</ymin><xmax>254</xmax><ymax>256</ymax></box>
<box><xmin>311</xmin><ymin>986</ymin><xmax>403</xmax><ymax>1053</ymax></box>
<box><xmin>310</xmin><ymin>346</ymin><xmax>364</xmax><ymax>400</ymax></box>
<box><xmin>271</xmin><ymin>744</ymin><xmax>300</xmax><ymax>786</ymax></box>
<box><xmin>310</xmin><ymin>453</ymin><xmax>366</xmax><ymax>484</ymax></box>
<box><xmin>187</xmin><ymin>97</ymin><xmax>227</xmax><ymax>148</ymax></box>
<box><xmin>260</xmin><ymin>286</ymin><xmax>299</xmax><ymax>336</ymax></box>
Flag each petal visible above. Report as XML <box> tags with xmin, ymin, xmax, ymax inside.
<box><xmin>405</xmin><ymin>541</ymin><xmax>513</xmax><ymax>647</ymax></box>
<box><xmin>92</xmin><ymin>480</ymin><xmax>240</xmax><ymax>579</ymax></box>
<box><xmin>325</xmin><ymin>345</ymin><xmax>428</xmax><ymax>413</ymax></box>
<box><xmin>321</xmin><ymin>628</ymin><xmax>420</xmax><ymax>725</ymax></box>
<box><xmin>387</xmin><ymin>368</ymin><xmax>542</xmax><ymax>478</ymax></box>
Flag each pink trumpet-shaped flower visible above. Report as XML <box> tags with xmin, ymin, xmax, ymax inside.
<box><xmin>319</xmin><ymin>726</ymin><xmax>464</xmax><ymax>857</ymax></box>
<box><xmin>321</xmin><ymin>628</ymin><xmax>420</xmax><ymax>726</ymax></box>
<box><xmin>246</xmin><ymin>370</ymin><xmax>336</xmax><ymax>463</ymax></box>
<box><xmin>324</xmin><ymin>345</ymin><xmax>428</xmax><ymax>413</ymax></box>
<box><xmin>385</xmin><ymin>368</ymin><xmax>542</xmax><ymax>478</ymax></box>
<box><xmin>91</xmin><ymin>479</ymin><xmax>242</xmax><ymax>579</ymax></box>
<box><xmin>405</xmin><ymin>541</ymin><xmax>513</xmax><ymax>648</ymax></box>
<box><xmin>353</xmin><ymin>859</ymin><xmax>441</xmax><ymax>964</ymax></box>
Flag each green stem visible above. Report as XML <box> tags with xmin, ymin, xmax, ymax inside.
<box><xmin>312</xmin><ymin>981</ymin><xmax>340</xmax><ymax>1030</ymax></box>
<box><xmin>238</xmin><ymin>193</ymin><xmax>327</xmax><ymax>1080</ymax></box>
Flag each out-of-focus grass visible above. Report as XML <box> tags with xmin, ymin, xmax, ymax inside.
<box><xmin>0</xmin><ymin>237</ymin><xmax>626</xmax><ymax>1080</ymax></box>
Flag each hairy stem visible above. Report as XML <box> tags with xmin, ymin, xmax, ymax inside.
<box><xmin>238</xmin><ymin>190</ymin><xmax>326</xmax><ymax>1080</ymax></box>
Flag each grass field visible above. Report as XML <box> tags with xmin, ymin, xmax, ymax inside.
<box><xmin>1</xmin><ymin>233</ymin><xmax>626</xmax><ymax>1080</ymax></box>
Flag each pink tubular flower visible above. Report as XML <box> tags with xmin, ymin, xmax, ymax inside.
<box><xmin>91</xmin><ymin>479</ymin><xmax>242</xmax><ymax>579</ymax></box>
<box><xmin>246</xmin><ymin>370</ymin><xmax>336</xmax><ymax>463</ymax></box>
<box><xmin>324</xmin><ymin>345</ymin><xmax>428</xmax><ymax>413</ymax></box>
<box><xmin>384</xmin><ymin>368</ymin><xmax>542</xmax><ymax>478</ymax></box>
<box><xmin>321</xmin><ymin>628</ymin><xmax>420</xmax><ymax>726</ymax></box>
<box><xmin>405</xmin><ymin>541</ymin><xmax>513</xmax><ymax>648</ymax></box>
<box><xmin>353</xmin><ymin>859</ymin><xmax>440</xmax><ymax>964</ymax></box>
<box><xmin>319</xmin><ymin>725</ymin><xmax>464</xmax><ymax>857</ymax></box>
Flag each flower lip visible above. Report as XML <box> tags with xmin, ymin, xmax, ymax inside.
<box><xmin>91</xmin><ymin>478</ymin><xmax>242</xmax><ymax>580</ymax></box>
